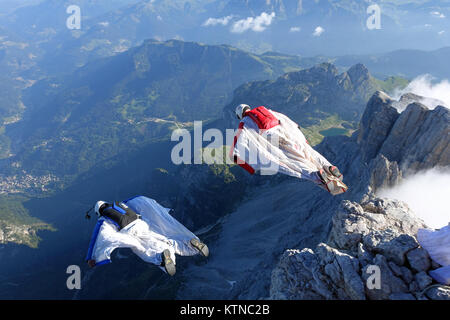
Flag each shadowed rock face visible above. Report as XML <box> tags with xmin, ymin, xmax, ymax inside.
<box><xmin>362</xmin><ymin>92</ymin><xmax>449</xmax><ymax>166</ymax></box>
<box><xmin>378</xmin><ymin>104</ymin><xmax>449</xmax><ymax>172</ymax></box>
<box><xmin>357</xmin><ymin>91</ymin><xmax>399</xmax><ymax>163</ymax></box>
<box><xmin>268</xmin><ymin>91</ymin><xmax>449</xmax><ymax>300</ymax></box>
<box><xmin>357</xmin><ymin>91</ymin><xmax>449</xmax><ymax>191</ymax></box>
<box><xmin>268</xmin><ymin>197</ymin><xmax>446</xmax><ymax>300</ymax></box>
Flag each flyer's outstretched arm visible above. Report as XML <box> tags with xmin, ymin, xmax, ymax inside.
<box><xmin>85</xmin><ymin>219</ymin><xmax>144</xmax><ymax>267</ymax></box>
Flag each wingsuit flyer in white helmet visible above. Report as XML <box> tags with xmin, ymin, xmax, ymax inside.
<box><xmin>231</xmin><ymin>104</ymin><xmax>348</xmax><ymax>195</ymax></box>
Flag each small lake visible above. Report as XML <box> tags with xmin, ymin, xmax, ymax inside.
<box><xmin>319</xmin><ymin>127</ymin><xmax>348</xmax><ymax>137</ymax></box>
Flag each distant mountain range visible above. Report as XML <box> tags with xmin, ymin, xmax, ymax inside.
<box><xmin>0</xmin><ymin>0</ymin><xmax>42</xmax><ymax>15</ymax></box>
<box><xmin>1</xmin><ymin>40</ymin><xmax>307</xmax><ymax>185</ymax></box>
<box><xmin>333</xmin><ymin>47</ymin><xmax>450</xmax><ymax>80</ymax></box>
<box><xmin>2</xmin><ymin>0</ymin><xmax>450</xmax><ymax>72</ymax></box>
<box><xmin>0</xmin><ymin>34</ymin><xmax>438</xmax><ymax>251</ymax></box>
<box><xmin>224</xmin><ymin>63</ymin><xmax>378</xmax><ymax>124</ymax></box>
<box><xmin>3</xmin><ymin>36</ymin><xmax>402</xmax><ymax>192</ymax></box>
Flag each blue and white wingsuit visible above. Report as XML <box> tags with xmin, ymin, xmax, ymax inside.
<box><xmin>86</xmin><ymin>196</ymin><xmax>203</xmax><ymax>273</ymax></box>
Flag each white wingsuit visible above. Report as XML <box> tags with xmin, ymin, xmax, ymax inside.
<box><xmin>85</xmin><ymin>196</ymin><xmax>202</xmax><ymax>273</ymax></box>
<box><xmin>417</xmin><ymin>224</ymin><xmax>450</xmax><ymax>285</ymax></box>
<box><xmin>230</xmin><ymin>106</ymin><xmax>347</xmax><ymax>194</ymax></box>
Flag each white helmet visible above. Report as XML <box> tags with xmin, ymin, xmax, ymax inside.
<box><xmin>94</xmin><ymin>201</ymin><xmax>108</xmax><ymax>216</ymax></box>
<box><xmin>235</xmin><ymin>104</ymin><xmax>250</xmax><ymax>120</ymax></box>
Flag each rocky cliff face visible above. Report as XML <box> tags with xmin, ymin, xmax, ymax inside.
<box><xmin>268</xmin><ymin>91</ymin><xmax>450</xmax><ymax>300</ymax></box>
<box><xmin>269</xmin><ymin>198</ymin><xmax>450</xmax><ymax>300</ymax></box>
<box><xmin>359</xmin><ymin>92</ymin><xmax>449</xmax><ymax>182</ymax></box>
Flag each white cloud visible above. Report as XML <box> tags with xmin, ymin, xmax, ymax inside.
<box><xmin>290</xmin><ymin>26</ymin><xmax>301</xmax><ymax>33</ymax></box>
<box><xmin>98</xmin><ymin>21</ymin><xmax>109</xmax><ymax>27</ymax></box>
<box><xmin>231</xmin><ymin>12</ymin><xmax>276</xmax><ymax>33</ymax></box>
<box><xmin>378</xmin><ymin>168</ymin><xmax>450</xmax><ymax>229</ymax></box>
<box><xmin>313</xmin><ymin>26</ymin><xmax>325</xmax><ymax>37</ymax></box>
<box><xmin>438</xmin><ymin>30</ymin><xmax>445</xmax><ymax>35</ymax></box>
<box><xmin>424</xmin><ymin>24</ymin><xmax>432</xmax><ymax>27</ymax></box>
<box><xmin>157</xmin><ymin>15</ymin><xmax>163</xmax><ymax>21</ymax></box>
<box><xmin>202</xmin><ymin>15</ymin><xmax>233</xmax><ymax>27</ymax></box>
<box><xmin>392</xmin><ymin>74</ymin><xmax>450</xmax><ymax>110</ymax></box>
<box><xmin>430</xmin><ymin>11</ymin><xmax>446</xmax><ymax>18</ymax></box>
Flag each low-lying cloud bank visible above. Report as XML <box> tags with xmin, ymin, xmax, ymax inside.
<box><xmin>377</xmin><ymin>168</ymin><xmax>450</xmax><ymax>229</ymax></box>
<box><xmin>393</xmin><ymin>74</ymin><xmax>450</xmax><ymax>109</ymax></box>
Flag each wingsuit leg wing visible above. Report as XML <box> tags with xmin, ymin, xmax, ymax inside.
<box><xmin>123</xmin><ymin>196</ymin><xmax>207</xmax><ymax>257</ymax></box>
<box><xmin>318</xmin><ymin>168</ymin><xmax>348</xmax><ymax>195</ymax></box>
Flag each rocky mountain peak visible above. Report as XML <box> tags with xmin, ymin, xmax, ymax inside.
<box><xmin>282</xmin><ymin>62</ymin><xmax>340</xmax><ymax>82</ymax></box>
<box><xmin>269</xmin><ymin>196</ymin><xmax>450</xmax><ymax>300</ymax></box>
<box><xmin>358</xmin><ymin>91</ymin><xmax>449</xmax><ymax>177</ymax></box>
<box><xmin>223</xmin><ymin>63</ymin><xmax>376</xmax><ymax>127</ymax></box>
<box><xmin>357</xmin><ymin>91</ymin><xmax>399</xmax><ymax>162</ymax></box>
<box><xmin>230</xmin><ymin>0</ymin><xmax>304</xmax><ymax>17</ymax></box>
<box><xmin>378</xmin><ymin>103</ymin><xmax>449</xmax><ymax>172</ymax></box>
<box><xmin>312</xmin><ymin>62</ymin><xmax>340</xmax><ymax>76</ymax></box>
<box><xmin>346</xmin><ymin>63</ymin><xmax>371</xmax><ymax>85</ymax></box>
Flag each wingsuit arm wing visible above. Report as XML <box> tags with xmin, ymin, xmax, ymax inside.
<box><xmin>229</xmin><ymin>122</ymin><xmax>256</xmax><ymax>174</ymax></box>
<box><xmin>271</xmin><ymin>111</ymin><xmax>309</xmax><ymax>144</ymax></box>
<box><xmin>85</xmin><ymin>219</ymin><xmax>144</xmax><ymax>267</ymax></box>
<box><xmin>271</xmin><ymin>110</ymin><xmax>333</xmax><ymax>171</ymax></box>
